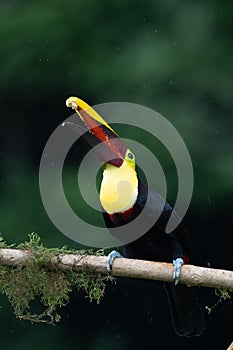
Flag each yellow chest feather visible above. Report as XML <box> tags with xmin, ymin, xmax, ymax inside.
<box><xmin>100</xmin><ymin>161</ymin><xmax>138</xmax><ymax>214</ymax></box>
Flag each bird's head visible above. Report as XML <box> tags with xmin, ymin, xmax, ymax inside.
<box><xmin>66</xmin><ymin>96</ymin><xmax>136</xmax><ymax>169</ymax></box>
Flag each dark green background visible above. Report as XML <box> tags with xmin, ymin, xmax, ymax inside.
<box><xmin>0</xmin><ymin>0</ymin><xmax>232</xmax><ymax>349</ymax></box>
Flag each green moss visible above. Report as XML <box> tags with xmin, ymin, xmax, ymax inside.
<box><xmin>0</xmin><ymin>234</ymin><xmax>8</xmax><ymax>248</ymax></box>
<box><xmin>205</xmin><ymin>288</ymin><xmax>231</xmax><ymax>315</ymax></box>
<box><xmin>0</xmin><ymin>233</ymin><xmax>115</xmax><ymax>324</ymax></box>
<box><xmin>214</xmin><ymin>288</ymin><xmax>231</xmax><ymax>301</ymax></box>
<box><xmin>73</xmin><ymin>270</ymin><xmax>115</xmax><ymax>304</ymax></box>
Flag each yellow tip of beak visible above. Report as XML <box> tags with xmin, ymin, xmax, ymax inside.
<box><xmin>66</xmin><ymin>96</ymin><xmax>80</xmax><ymax>109</ymax></box>
<box><xmin>65</xmin><ymin>96</ymin><xmax>118</xmax><ymax>136</ymax></box>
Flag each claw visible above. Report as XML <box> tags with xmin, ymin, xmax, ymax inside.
<box><xmin>106</xmin><ymin>250</ymin><xmax>123</xmax><ymax>272</ymax></box>
<box><xmin>173</xmin><ymin>258</ymin><xmax>184</xmax><ymax>285</ymax></box>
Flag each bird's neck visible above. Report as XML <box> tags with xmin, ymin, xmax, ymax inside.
<box><xmin>100</xmin><ymin>161</ymin><xmax>138</xmax><ymax>214</ymax></box>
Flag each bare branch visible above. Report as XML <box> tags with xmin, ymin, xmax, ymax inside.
<box><xmin>0</xmin><ymin>248</ymin><xmax>232</xmax><ymax>290</ymax></box>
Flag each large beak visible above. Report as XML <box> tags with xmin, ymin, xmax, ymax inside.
<box><xmin>66</xmin><ymin>96</ymin><xmax>127</xmax><ymax>167</ymax></box>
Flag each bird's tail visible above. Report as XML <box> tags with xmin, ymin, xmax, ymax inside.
<box><xmin>164</xmin><ymin>282</ymin><xmax>206</xmax><ymax>337</ymax></box>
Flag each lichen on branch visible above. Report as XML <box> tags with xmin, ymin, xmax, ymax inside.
<box><xmin>0</xmin><ymin>233</ymin><xmax>114</xmax><ymax>324</ymax></box>
<box><xmin>0</xmin><ymin>233</ymin><xmax>232</xmax><ymax>324</ymax></box>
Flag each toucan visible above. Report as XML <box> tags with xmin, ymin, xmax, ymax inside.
<box><xmin>66</xmin><ymin>96</ymin><xmax>206</xmax><ymax>337</ymax></box>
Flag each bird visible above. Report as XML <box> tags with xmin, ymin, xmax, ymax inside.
<box><xmin>66</xmin><ymin>96</ymin><xmax>206</xmax><ymax>337</ymax></box>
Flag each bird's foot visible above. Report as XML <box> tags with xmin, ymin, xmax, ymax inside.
<box><xmin>173</xmin><ymin>257</ymin><xmax>184</xmax><ymax>285</ymax></box>
<box><xmin>106</xmin><ymin>250</ymin><xmax>123</xmax><ymax>272</ymax></box>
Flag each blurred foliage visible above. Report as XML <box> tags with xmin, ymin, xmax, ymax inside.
<box><xmin>1</xmin><ymin>0</ymin><xmax>232</xmax><ymax>198</ymax></box>
<box><xmin>0</xmin><ymin>0</ymin><xmax>233</xmax><ymax>349</ymax></box>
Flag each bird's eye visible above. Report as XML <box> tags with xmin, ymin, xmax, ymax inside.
<box><xmin>127</xmin><ymin>152</ymin><xmax>134</xmax><ymax>159</ymax></box>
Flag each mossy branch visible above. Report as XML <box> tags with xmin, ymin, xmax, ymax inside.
<box><xmin>0</xmin><ymin>233</ymin><xmax>232</xmax><ymax>324</ymax></box>
<box><xmin>0</xmin><ymin>247</ymin><xmax>233</xmax><ymax>290</ymax></box>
